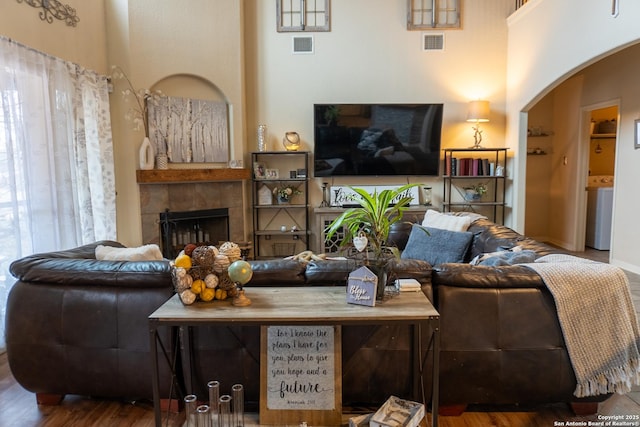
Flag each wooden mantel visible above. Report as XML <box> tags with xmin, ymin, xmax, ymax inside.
<box><xmin>136</xmin><ymin>168</ymin><xmax>251</xmax><ymax>184</ymax></box>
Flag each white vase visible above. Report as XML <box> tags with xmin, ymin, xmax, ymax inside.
<box><xmin>139</xmin><ymin>137</ymin><xmax>154</xmax><ymax>170</ymax></box>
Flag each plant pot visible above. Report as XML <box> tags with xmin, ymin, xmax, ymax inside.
<box><xmin>369</xmin><ymin>263</ymin><xmax>389</xmax><ymax>300</ymax></box>
<box><xmin>464</xmin><ymin>190</ymin><xmax>482</xmax><ymax>201</ymax></box>
<box><xmin>277</xmin><ymin>195</ymin><xmax>290</xmax><ymax>204</ymax></box>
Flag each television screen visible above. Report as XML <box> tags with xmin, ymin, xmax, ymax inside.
<box><xmin>313</xmin><ymin>103</ymin><xmax>443</xmax><ymax>177</ymax></box>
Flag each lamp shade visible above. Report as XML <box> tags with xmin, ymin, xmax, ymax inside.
<box><xmin>466</xmin><ymin>100</ymin><xmax>490</xmax><ymax>123</ymax></box>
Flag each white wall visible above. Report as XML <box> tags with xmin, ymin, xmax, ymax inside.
<box><xmin>507</xmin><ymin>0</ymin><xmax>640</xmax><ymax>273</ymax></box>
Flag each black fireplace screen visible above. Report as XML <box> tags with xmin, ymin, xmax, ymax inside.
<box><xmin>159</xmin><ymin>208</ymin><xmax>229</xmax><ymax>258</ymax></box>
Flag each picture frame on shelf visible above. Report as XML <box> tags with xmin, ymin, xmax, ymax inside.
<box><xmin>635</xmin><ymin>119</ymin><xmax>640</xmax><ymax>149</ymax></box>
<box><xmin>254</xmin><ymin>162</ymin><xmax>266</xmax><ymax>179</ymax></box>
<box><xmin>266</xmin><ymin>168</ymin><xmax>279</xmax><ymax>179</ymax></box>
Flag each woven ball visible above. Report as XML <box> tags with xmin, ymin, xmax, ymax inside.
<box><xmin>219</xmin><ymin>241</ymin><xmax>241</xmax><ymax>262</ymax></box>
<box><xmin>191</xmin><ymin>245</ymin><xmax>217</xmax><ymax>267</ymax></box>
<box><xmin>213</xmin><ymin>254</ymin><xmax>231</xmax><ymax>273</ymax></box>
<box><xmin>180</xmin><ymin>289</ymin><xmax>197</xmax><ymax>305</ymax></box>
<box><xmin>204</xmin><ymin>273</ymin><xmax>219</xmax><ymax>289</ymax></box>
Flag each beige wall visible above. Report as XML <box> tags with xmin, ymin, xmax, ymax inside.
<box><xmin>0</xmin><ymin>0</ymin><xmax>107</xmax><ymax>72</ymax></box>
<box><xmin>105</xmin><ymin>0</ymin><xmax>247</xmax><ymax>247</ymax></box>
<box><xmin>508</xmin><ymin>0</ymin><xmax>640</xmax><ymax>273</ymax></box>
<box><xmin>246</xmin><ymin>0</ymin><xmax>512</xmax><ymax>237</ymax></box>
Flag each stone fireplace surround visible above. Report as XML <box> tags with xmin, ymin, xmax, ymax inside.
<box><xmin>137</xmin><ymin>169</ymin><xmax>250</xmax><ymax>252</ymax></box>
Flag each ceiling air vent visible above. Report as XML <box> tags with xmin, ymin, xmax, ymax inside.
<box><xmin>422</xmin><ymin>33</ymin><xmax>444</xmax><ymax>51</ymax></box>
<box><xmin>292</xmin><ymin>35</ymin><xmax>314</xmax><ymax>54</ymax></box>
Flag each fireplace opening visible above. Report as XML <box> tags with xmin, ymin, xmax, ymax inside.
<box><xmin>159</xmin><ymin>208</ymin><xmax>229</xmax><ymax>258</ymax></box>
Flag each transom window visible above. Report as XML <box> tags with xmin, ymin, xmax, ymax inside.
<box><xmin>276</xmin><ymin>0</ymin><xmax>330</xmax><ymax>32</ymax></box>
<box><xmin>407</xmin><ymin>0</ymin><xmax>461</xmax><ymax>30</ymax></box>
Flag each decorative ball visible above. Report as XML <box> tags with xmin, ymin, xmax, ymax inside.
<box><xmin>192</xmin><ymin>246</ymin><xmax>216</xmax><ymax>267</ymax></box>
<box><xmin>228</xmin><ymin>260</ymin><xmax>253</xmax><ymax>285</ymax></box>
<box><xmin>204</xmin><ymin>273</ymin><xmax>219</xmax><ymax>289</ymax></box>
<box><xmin>174</xmin><ymin>273</ymin><xmax>193</xmax><ymax>293</ymax></box>
<box><xmin>180</xmin><ymin>289</ymin><xmax>197</xmax><ymax>305</ymax></box>
<box><xmin>213</xmin><ymin>254</ymin><xmax>231</xmax><ymax>273</ymax></box>
<box><xmin>184</xmin><ymin>243</ymin><xmax>197</xmax><ymax>256</ymax></box>
<box><xmin>219</xmin><ymin>242</ymin><xmax>241</xmax><ymax>262</ymax></box>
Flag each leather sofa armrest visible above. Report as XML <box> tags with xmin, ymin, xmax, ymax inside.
<box><xmin>9</xmin><ymin>240</ymin><xmax>172</xmax><ymax>288</ymax></box>
<box><xmin>433</xmin><ymin>263</ymin><xmax>546</xmax><ymax>289</ymax></box>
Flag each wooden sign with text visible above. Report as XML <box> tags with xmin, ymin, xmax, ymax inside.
<box><xmin>260</xmin><ymin>325</ymin><xmax>342</xmax><ymax>426</ymax></box>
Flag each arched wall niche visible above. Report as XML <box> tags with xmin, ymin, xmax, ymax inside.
<box><xmin>150</xmin><ymin>74</ymin><xmax>227</xmax><ymax>102</ymax></box>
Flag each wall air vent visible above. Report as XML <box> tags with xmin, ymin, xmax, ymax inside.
<box><xmin>422</xmin><ymin>33</ymin><xmax>444</xmax><ymax>51</ymax></box>
<box><xmin>292</xmin><ymin>35</ymin><xmax>314</xmax><ymax>54</ymax></box>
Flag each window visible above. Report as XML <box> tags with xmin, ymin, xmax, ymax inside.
<box><xmin>276</xmin><ymin>0</ymin><xmax>330</xmax><ymax>32</ymax></box>
<box><xmin>407</xmin><ymin>0</ymin><xmax>461</xmax><ymax>30</ymax></box>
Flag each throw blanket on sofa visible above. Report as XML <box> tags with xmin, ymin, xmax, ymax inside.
<box><xmin>524</xmin><ymin>254</ymin><xmax>640</xmax><ymax>397</ymax></box>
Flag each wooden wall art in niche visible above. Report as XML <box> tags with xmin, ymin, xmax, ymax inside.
<box><xmin>148</xmin><ymin>95</ymin><xmax>229</xmax><ymax>163</ymax></box>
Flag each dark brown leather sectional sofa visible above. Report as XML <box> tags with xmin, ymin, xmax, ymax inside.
<box><xmin>5</xmin><ymin>218</ymin><xmax>609</xmax><ymax>413</ymax></box>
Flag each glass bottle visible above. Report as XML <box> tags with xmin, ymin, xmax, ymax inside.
<box><xmin>184</xmin><ymin>394</ymin><xmax>198</xmax><ymax>427</ymax></box>
<box><xmin>219</xmin><ymin>394</ymin><xmax>232</xmax><ymax>427</ymax></box>
<box><xmin>196</xmin><ymin>404</ymin><xmax>212</xmax><ymax>427</ymax></box>
<box><xmin>232</xmin><ymin>384</ymin><xmax>244</xmax><ymax>427</ymax></box>
<box><xmin>422</xmin><ymin>186</ymin><xmax>432</xmax><ymax>206</ymax></box>
<box><xmin>257</xmin><ymin>124</ymin><xmax>267</xmax><ymax>152</ymax></box>
<box><xmin>207</xmin><ymin>380</ymin><xmax>220</xmax><ymax>426</ymax></box>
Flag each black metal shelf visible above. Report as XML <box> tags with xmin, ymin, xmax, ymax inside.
<box><xmin>251</xmin><ymin>151</ymin><xmax>310</xmax><ymax>259</ymax></box>
<box><xmin>442</xmin><ymin>148</ymin><xmax>508</xmax><ymax>225</ymax></box>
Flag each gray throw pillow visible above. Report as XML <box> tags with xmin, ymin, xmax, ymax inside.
<box><xmin>400</xmin><ymin>225</ymin><xmax>473</xmax><ymax>265</ymax></box>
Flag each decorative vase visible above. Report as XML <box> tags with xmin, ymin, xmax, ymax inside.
<box><xmin>155</xmin><ymin>153</ymin><xmax>169</xmax><ymax>169</ymax></box>
<box><xmin>278</xmin><ymin>195</ymin><xmax>290</xmax><ymax>204</ymax></box>
<box><xmin>282</xmin><ymin>131</ymin><xmax>301</xmax><ymax>151</ymax></box>
<box><xmin>369</xmin><ymin>263</ymin><xmax>388</xmax><ymax>300</ymax></box>
<box><xmin>464</xmin><ymin>189</ymin><xmax>482</xmax><ymax>201</ymax></box>
<box><xmin>139</xmin><ymin>136</ymin><xmax>154</xmax><ymax>170</ymax></box>
<box><xmin>257</xmin><ymin>124</ymin><xmax>267</xmax><ymax>152</ymax></box>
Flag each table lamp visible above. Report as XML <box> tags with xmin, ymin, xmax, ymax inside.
<box><xmin>467</xmin><ymin>100</ymin><xmax>490</xmax><ymax>149</ymax></box>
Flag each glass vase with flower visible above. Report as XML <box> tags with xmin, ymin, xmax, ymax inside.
<box><xmin>273</xmin><ymin>184</ymin><xmax>302</xmax><ymax>204</ymax></box>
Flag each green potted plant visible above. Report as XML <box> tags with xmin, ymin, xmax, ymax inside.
<box><xmin>325</xmin><ymin>184</ymin><xmax>426</xmax><ymax>299</ymax></box>
<box><xmin>463</xmin><ymin>182</ymin><xmax>487</xmax><ymax>201</ymax></box>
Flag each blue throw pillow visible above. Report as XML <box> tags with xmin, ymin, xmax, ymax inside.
<box><xmin>400</xmin><ymin>225</ymin><xmax>473</xmax><ymax>265</ymax></box>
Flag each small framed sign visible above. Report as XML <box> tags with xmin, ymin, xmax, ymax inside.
<box><xmin>346</xmin><ymin>266</ymin><xmax>377</xmax><ymax>307</ymax></box>
<box><xmin>635</xmin><ymin>119</ymin><xmax>640</xmax><ymax>149</ymax></box>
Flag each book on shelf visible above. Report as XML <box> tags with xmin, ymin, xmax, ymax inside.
<box><xmin>369</xmin><ymin>395</ymin><xmax>425</xmax><ymax>427</ymax></box>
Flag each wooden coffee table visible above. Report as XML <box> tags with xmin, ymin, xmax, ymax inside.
<box><xmin>149</xmin><ymin>286</ymin><xmax>440</xmax><ymax>426</ymax></box>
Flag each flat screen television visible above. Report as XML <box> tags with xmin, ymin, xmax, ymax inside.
<box><xmin>313</xmin><ymin>103</ymin><xmax>443</xmax><ymax>177</ymax></box>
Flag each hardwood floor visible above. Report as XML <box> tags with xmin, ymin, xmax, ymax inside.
<box><xmin>2</xmin><ymin>248</ymin><xmax>639</xmax><ymax>426</ymax></box>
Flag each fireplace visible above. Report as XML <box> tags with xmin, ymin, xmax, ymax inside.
<box><xmin>159</xmin><ymin>208</ymin><xmax>229</xmax><ymax>258</ymax></box>
<box><xmin>137</xmin><ymin>171</ymin><xmax>249</xmax><ymax>258</ymax></box>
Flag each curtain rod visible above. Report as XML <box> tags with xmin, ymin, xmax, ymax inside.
<box><xmin>0</xmin><ymin>35</ymin><xmax>107</xmax><ymax>80</ymax></box>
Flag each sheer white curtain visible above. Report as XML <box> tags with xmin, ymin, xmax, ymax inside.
<box><xmin>0</xmin><ymin>36</ymin><xmax>116</xmax><ymax>352</ymax></box>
